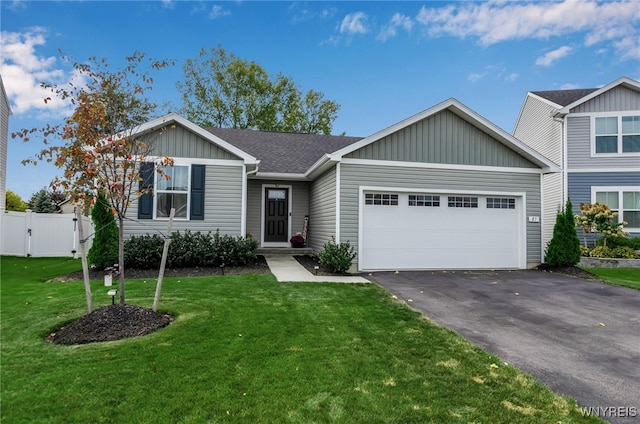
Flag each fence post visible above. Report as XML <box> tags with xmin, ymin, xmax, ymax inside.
<box><xmin>25</xmin><ymin>209</ymin><xmax>33</xmax><ymax>257</ymax></box>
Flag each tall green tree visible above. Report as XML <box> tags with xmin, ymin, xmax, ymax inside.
<box><xmin>88</xmin><ymin>192</ymin><xmax>119</xmax><ymax>270</ymax></box>
<box><xmin>177</xmin><ymin>46</ymin><xmax>340</xmax><ymax>134</ymax></box>
<box><xmin>31</xmin><ymin>189</ymin><xmax>56</xmax><ymax>213</ymax></box>
<box><xmin>14</xmin><ymin>51</ymin><xmax>174</xmax><ymax>306</ymax></box>
<box><xmin>545</xmin><ymin>198</ymin><xmax>581</xmax><ymax>267</ymax></box>
<box><xmin>5</xmin><ymin>190</ymin><xmax>28</xmax><ymax>211</ymax></box>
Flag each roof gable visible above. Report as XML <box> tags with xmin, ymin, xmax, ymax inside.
<box><xmin>332</xmin><ymin>98</ymin><xmax>558</xmax><ymax>171</ymax></box>
<box><xmin>558</xmin><ymin>76</ymin><xmax>640</xmax><ymax>114</ymax></box>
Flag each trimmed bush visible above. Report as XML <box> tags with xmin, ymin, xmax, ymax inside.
<box><xmin>545</xmin><ymin>199</ymin><xmax>581</xmax><ymax>267</ymax></box>
<box><xmin>318</xmin><ymin>236</ymin><xmax>356</xmax><ymax>274</ymax></box>
<box><xmin>599</xmin><ymin>236</ymin><xmax>640</xmax><ymax>250</ymax></box>
<box><xmin>124</xmin><ymin>230</ymin><xmax>258</xmax><ymax>270</ymax></box>
<box><xmin>87</xmin><ymin>193</ymin><xmax>119</xmax><ymax>270</ymax></box>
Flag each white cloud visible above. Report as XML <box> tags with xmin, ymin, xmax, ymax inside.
<box><xmin>415</xmin><ymin>0</ymin><xmax>640</xmax><ymax>61</ymax></box>
<box><xmin>0</xmin><ymin>28</ymin><xmax>77</xmax><ymax>116</ymax></box>
<box><xmin>340</xmin><ymin>12</ymin><xmax>368</xmax><ymax>35</ymax></box>
<box><xmin>468</xmin><ymin>72</ymin><xmax>486</xmax><ymax>83</ymax></box>
<box><xmin>535</xmin><ymin>45</ymin><xmax>573</xmax><ymax>67</ymax></box>
<box><xmin>560</xmin><ymin>83</ymin><xmax>581</xmax><ymax>89</ymax></box>
<box><xmin>505</xmin><ymin>73</ymin><xmax>519</xmax><ymax>82</ymax></box>
<box><xmin>161</xmin><ymin>0</ymin><xmax>175</xmax><ymax>10</ymax></box>
<box><xmin>208</xmin><ymin>5</ymin><xmax>231</xmax><ymax>19</ymax></box>
<box><xmin>377</xmin><ymin>13</ymin><xmax>413</xmax><ymax>42</ymax></box>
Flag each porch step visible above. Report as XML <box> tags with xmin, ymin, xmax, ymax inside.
<box><xmin>257</xmin><ymin>247</ymin><xmax>314</xmax><ymax>255</ymax></box>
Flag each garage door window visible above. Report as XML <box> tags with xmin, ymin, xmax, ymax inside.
<box><xmin>487</xmin><ymin>197</ymin><xmax>516</xmax><ymax>209</ymax></box>
<box><xmin>448</xmin><ymin>196</ymin><xmax>478</xmax><ymax>208</ymax></box>
<box><xmin>408</xmin><ymin>195</ymin><xmax>440</xmax><ymax>207</ymax></box>
<box><xmin>365</xmin><ymin>193</ymin><xmax>398</xmax><ymax>206</ymax></box>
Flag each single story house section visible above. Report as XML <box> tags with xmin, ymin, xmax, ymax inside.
<box><xmin>125</xmin><ymin>98</ymin><xmax>558</xmax><ymax>271</ymax></box>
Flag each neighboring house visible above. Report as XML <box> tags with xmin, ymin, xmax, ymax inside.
<box><xmin>1</xmin><ymin>74</ymin><xmax>11</xmax><ymax>215</ymax></box>
<box><xmin>514</xmin><ymin>77</ymin><xmax>640</xmax><ymax>247</ymax></box>
<box><xmin>126</xmin><ymin>98</ymin><xmax>557</xmax><ymax>271</ymax></box>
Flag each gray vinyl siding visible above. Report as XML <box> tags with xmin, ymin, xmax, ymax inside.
<box><xmin>568</xmin><ymin>171</ymin><xmax>640</xmax><ymax>239</ymax></box>
<box><xmin>570</xmin><ymin>86</ymin><xmax>640</xmax><ymax>113</ymax></box>
<box><xmin>308</xmin><ymin>167</ymin><xmax>337</xmax><ymax>252</ymax></box>
<box><xmin>340</xmin><ymin>163</ymin><xmax>543</xmax><ymax>266</ymax></box>
<box><xmin>246</xmin><ymin>179</ymin><xmax>310</xmax><ymax>245</ymax></box>
<box><xmin>126</xmin><ymin>164</ymin><xmax>243</xmax><ymax>237</ymax></box>
<box><xmin>148</xmin><ymin>125</ymin><xmax>241</xmax><ymax>160</ymax></box>
<box><xmin>513</xmin><ymin>95</ymin><xmax>563</xmax><ymax>165</ymax></box>
<box><xmin>346</xmin><ymin>109</ymin><xmax>538</xmax><ymax>168</ymax></box>
<box><xmin>567</xmin><ymin>116</ymin><xmax>640</xmax><ymax>169</ymax></box>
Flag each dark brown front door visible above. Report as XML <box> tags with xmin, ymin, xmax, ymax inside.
<box><xmin>265</xmin><ymin>188</ymin><xmax>289</xmax><ymax>243</ymax></box>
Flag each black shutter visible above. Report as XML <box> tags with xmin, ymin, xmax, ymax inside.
<box><xmin>138</xmin><ymin>162</ymin><xmax>154</xmax><ymax>219</ymax></box>
<box><xmin>190</xmin><ymin>164</ymin><xmax>205</xmax><ymax>220</ymax></box>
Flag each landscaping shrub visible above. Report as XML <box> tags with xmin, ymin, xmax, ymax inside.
<box><xmin>589</xmin><ymin>245</ymin><xmax>639</xmax><ymax>259</ymax></box>
<box><xmin>318</xmin><ymin>236</ymin><xmax>356</xmax><ymax>274</ymax></box>
<box><xmin>87</xmin><ymin>193</ymin><xmax>119</xmax><ymax>270</ymax></box>
<box><xmin>545</xmin><ymin>199</ymin><xmax>581</xmax><ymax>267</ymax></box>
<box><xmin>599</xmin><ymin>236</ymin><xmax>640</xmax><ymax>250</ymax></box>
<box><xmin>124</xmin><ymin>230</ymin><xmax>258</xmax><ymax>269</ymax></box>
<box><xmin>124</xmin><ymin>234</ymin><xmax>163</xmax><ymax>269</ymax></box>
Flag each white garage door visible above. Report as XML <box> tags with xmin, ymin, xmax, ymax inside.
<box><xmin>360</xmin><ymin>191</ymin><xmax>523</xmax><ymax>270</ymax></box>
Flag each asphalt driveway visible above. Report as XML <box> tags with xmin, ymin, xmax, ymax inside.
<box><xmin>368</xmin><ymin>270</ymin><xmax>640</xmax><ymax>424</ymax></box>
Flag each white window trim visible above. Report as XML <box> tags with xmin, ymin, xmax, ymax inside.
<box><xmin>154</xmin><ymin>162</ymin><xmax>191</xmax><ymax>221</ymax></box>
<box><xmin>591</xmin><ymin>186</ymin><xmax>640</xmax><ymax>232</ymax></box>
<box><xmin>591</xmin><ymin>113</ymin><xmax>640</xmax><ymax>158</ymax></box>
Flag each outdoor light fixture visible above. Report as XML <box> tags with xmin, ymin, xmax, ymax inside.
<box><xmin>314</xmin><ymin>265</ymin><xmax>319</xmax><ymax>276</ymax></box>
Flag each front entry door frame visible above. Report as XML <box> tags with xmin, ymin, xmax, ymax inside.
<box><xmin>261</xmin><ymin>184</ymin><xmax>292</xmax><ymax>247</ymax></box>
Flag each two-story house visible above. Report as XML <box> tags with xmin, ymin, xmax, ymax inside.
<box><xmin>514</xmin><ymin>77</ymin><xmax>640</xmax><ymax>247</ymax></box>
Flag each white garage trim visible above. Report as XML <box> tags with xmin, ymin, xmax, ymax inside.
<box><xmin>357</xmin><ymin>186</ymin><xmax>527</xmax><ymax>271</ymax></box>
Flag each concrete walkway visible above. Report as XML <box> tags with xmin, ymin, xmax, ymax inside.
<box><xmin>264</xmin><ymin>254</ymin><xmax>369</xmax><ymax>283</ymax></box>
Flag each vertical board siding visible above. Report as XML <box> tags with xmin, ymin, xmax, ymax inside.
<box><xmin>308</xmin><ymin>167</ymin><xmax>337</xmax><ymax>252</ymax></box>
<box><xmin>513</xmin><ymin>95</ymin><xmax>563</xmax><ymax>165</ymax></box>
<box><xmin>246</xmin><ymin>180</ymin><xmax>262</xmax><ymax>239</ymax></box>
<box><xmin>126</xmin><ymin>164</ymin><xmax>243</xmax><ymax>237</ymax></box>
<box><xmin>339</xmin><ymin>163</ymin><xmax>543</xmax><ymax>265</ymax></box>
<box><xmin>346</xmin><ymin>109</ymin><xmax>538</xmax><ymax>168</ymax></box>
<box><xmin>148</xmin><ymin>126</ymin><xmax>240</xmax><ymax>160</ymax></box>
<box><xmin>571</xmin><ymin>86</ymin><xmax>640</xmax><ymax>113</ymax></box>
<box><xmin>567</xmin><ymin>116</ymin><xmax>640</xmax><ymax>169</ymax></box>
<box><xmin>568</xmin><ymin>171</ymin><xmax>640</xmax><ymax>239</ymax></box>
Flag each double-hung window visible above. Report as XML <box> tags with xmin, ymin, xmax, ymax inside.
<box><xmin>156</xmin><ymin>165</ymin><xmax>189</xmax><ymax>218</ymax></box>
<box><xmin>138</xmin><ymin>162</ymin><xmax>206</xmax><ymax>220</ymax></box>
<box><xmin>593</xmin><ymin>187</ymin><xmax>640</xmax><ymax>231</ymax></box>
<box><xmin>594</xmin><ymin>115</ymin><xmax>640</xmax><ymax>154</ymax></box>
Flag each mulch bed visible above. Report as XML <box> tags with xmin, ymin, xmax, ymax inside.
<box><xmin>49</xmin><ymin>304</ymin><xmax>172</xmax><ymax>345</ymax></box>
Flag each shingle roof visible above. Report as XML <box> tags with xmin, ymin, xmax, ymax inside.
<box><xmin>531</xmin><ymin>88</ymin><xmax>598</xmax><ymax>106</ymax></box>
<box><xmin>205</xmin><ymin>127</ymin><xmax>363</xmax><ymax>174</ymax></box>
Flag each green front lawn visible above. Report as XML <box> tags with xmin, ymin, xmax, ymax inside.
<box><xmin>584</xmin><ymin>267</ymin><xmax>640</xmax><ymax>290</ymax></box>
<box><xmin>1</xmin><ymin>256</ymin><xmax>601</xmax><ymax>423</ymax></box>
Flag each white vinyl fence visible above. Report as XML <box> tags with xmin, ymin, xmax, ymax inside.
<box><xmin>1</xmin><ymin>210</ymin><xmax>93</xmax><ymax>257</ymax></box>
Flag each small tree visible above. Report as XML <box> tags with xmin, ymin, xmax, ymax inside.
<box><xmin>545</xmin><ymin>199</ymin><xmax>581</xmax><ymax>267</ymax></box>
<box><xmin>88</xmin><ymin>192</ymin><xmax>119</xmax><ymax>270</ymax></box>
<box><xmin>31</xmin><ymin>189</ymin><xmax>56</xmax><ymax>213</ymax></box>
<box><xmin>14</xmin><ymin>51</ymin><xmax>174</xmax><ymax>305</ymax></box>
<box><xmin>574</xmin><ymin>202</ymin><xmax>628</xmax><ymax>248</ymax></box>
<box><xmin>5</xmin><ymin>190</ymin><xmax>28</xmax><ymax>211</ymax></box>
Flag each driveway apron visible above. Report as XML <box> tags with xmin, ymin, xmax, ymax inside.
<box><xmin>369</xmin><ymin>270</ymin><xmax>640</xmax><ymax>424</ymax></box>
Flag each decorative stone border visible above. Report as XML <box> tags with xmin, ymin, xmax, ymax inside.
<box><xmin>579</xmin><ymin>257</ymin><xmax>640</xmax><ymax>268</ymax></box>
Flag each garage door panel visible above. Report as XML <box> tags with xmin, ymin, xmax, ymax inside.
<box><xmin>361</xmin><ymin>192</ymin><xmax>522</xmax><ymax>270</ymax></box>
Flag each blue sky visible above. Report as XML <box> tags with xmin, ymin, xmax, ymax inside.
<box><xmin>2</xmin><ymin>0</ymin><xmax>639</xmax><ymax>200</ymax></box>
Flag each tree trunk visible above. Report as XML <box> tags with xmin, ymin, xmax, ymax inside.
<box><xmin>118</xmin><ymin>216</ymin><xmax>126</xmax><ymax>305</ymax></box>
